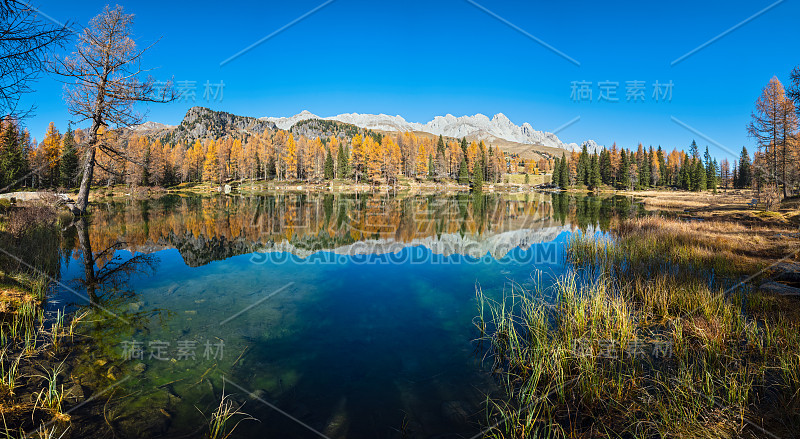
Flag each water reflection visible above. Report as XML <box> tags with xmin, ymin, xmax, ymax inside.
<box><xmin>77</xmin><ymin>192</ymin><xmax>642</xmax><ymax>266</ymax></box>
<box><xmin>53</xmin><ymin>191</ymin><xmax>643</xmax><ymax>439</ymax></box>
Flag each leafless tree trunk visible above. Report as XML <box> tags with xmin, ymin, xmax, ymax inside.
<box><xmin>50</xmin><ymin>5</ymin><xmax>176</xmax><ymax>215</ymax></box>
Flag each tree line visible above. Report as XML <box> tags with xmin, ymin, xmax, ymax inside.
<box><xmin>550</xmin><ymin>140</ymin><xmax>728</xmax><ymax>192</ymax></box>
<box><xmin>2</xmin><ymin>121</ymin><xmax>517</xmax><ymax>190</ymax></box>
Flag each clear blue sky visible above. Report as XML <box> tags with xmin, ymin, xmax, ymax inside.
<box><xmin>20</xmin><ymin>0</ymin><xmax>800</xmax><ymax>162</ymax></box>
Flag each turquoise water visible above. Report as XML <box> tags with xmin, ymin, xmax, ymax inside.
<box><xmin>53</xmin><ymin>192</ymin><xmax>641</xmax><ymax>438</ymax></box>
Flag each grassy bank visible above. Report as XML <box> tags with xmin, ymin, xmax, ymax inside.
<box><xmin>477</xmin><ymin>215</ymin><xmax>800</xmax><ymax>438</ymax></box>
<box><xmin>0</xmin><ymin>202</ymin><xmax>85</xmax><ymax>436</ymax></box>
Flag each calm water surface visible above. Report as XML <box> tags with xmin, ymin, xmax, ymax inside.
<box><xmin>53</xmin><ymin>192</ymin><xmax>642</xmax><ymax>438</ymax></box>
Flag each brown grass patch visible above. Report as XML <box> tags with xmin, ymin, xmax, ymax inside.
<box><xmin>615</xmin><ymin>215</ymin><xmax>800</xmax><ymax>272</ymax></box>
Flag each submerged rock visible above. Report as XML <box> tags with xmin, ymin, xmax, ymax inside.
<box><xmin>247</xmin><ymin>388</ymin><xmax>270</xmax><ymax>401</ymax></box>
<box><xmin>65</xmin><ymin>383</ymin><xmax>85</xmax><ymax>403</ymax></box>
<box><xmin>441</xmin><ymin>400</ymin><xmax>471</xmax><ymax>425</ymax></box>
<box><xmin>116</xmin><ymin>407</ymin><xmax>171</xmax><ymax>438</ymax></box>
<box><xmin>132</xmin><ymin>362</ymin><xmax>147</xmax><ymax>374</ymax></box>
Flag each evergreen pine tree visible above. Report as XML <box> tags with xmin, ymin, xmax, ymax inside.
<box><xmin>473</xmin><ymin>159</ymin><xmax>483</xmax><ymax>192</ymax></box>
<box><xmin>559</xmin><ymin>152</ymin><xmax>569</xmax><ymax>188</ymax></box>
<box><xmin>709</xmin><ymin>158</ymin><xmax>718</xmax><ymax>192</ymax></box>
<box><xmin>576</xmin><ymin>144</ymin><xmax>589</xmax><ymax>185</ymax></box>
<box><xmin>679</xmin><ymin>160</ymin><xmax>690</xmax><ymax>190</ymax></box>
<box><xmin>656</xmin><ymin>146</ymin><xmax>667</xmax><ymax>186</ymax></box>
<box><xmin>738</xmin><ymin>146</ymin><xmax>751</xmax><ymax>188</ymax></box>
<box><xmin>599</xmin><ymin>149</ymin><xmax>612</xmax><ymax>185</ymax></box>
<box><xmin>619</xmin><ymin>150</ymin><xmax>630</xmax><ymax>190</ymax></box>
<box><xmin>693</xmin><ymin>159</ymin><xmax>706</xmax><ymax>191</ymax></box>
<box><xmin>589</xmin><ymin>154</ymin><xmax>601</xmax><ymax>191</ymax></box>
<box><xmin>59</xmin><ymin>126</ymin><xmax>79</xmax><ymax>187</ymax></box>
<box><xmin>324</xmin><ymin>148</ymin><xmax>335</xmax><ymax>180</ymax></box>
<box><xmin>0</xmin><ymin>121</ymin><xmax>28</xmax><ymax>190</ymax></box>
<box><xmin>552</xmin><ymin>157</ymin><xmax>561</xmax><ymax>187</ymax></box>
<box><xmin>639</xmin><ymin>148</ymin><xmax>651</xmax><ymax>189</ymax></box>
<box><xmin>703</xmin><ymin>146</ymin><xmax>714</xmax><ymax>185</ymax></box>
<box><xmin>689</xmin><ymin>140</ymin><xmax>699</xmax><ymax>160</ymax></box>
<box><xmin>336</xmin><ymin>143</ymin><xmax>349</xmax><ymax>179</ymax></box>
<box><xmin>458</xmin><ymin>157</ymin><xmax>469</xmax><ymax>185</ymax></box>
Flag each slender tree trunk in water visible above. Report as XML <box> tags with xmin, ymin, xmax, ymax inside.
<box><xmin>75</xmin><ymin>216</ymin><xmax>98</xmax><ymax>304</ymax></box>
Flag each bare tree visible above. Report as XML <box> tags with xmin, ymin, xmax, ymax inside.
<box><xmin>0</xmin><ymin>0</ymin><xmax>71</xmax><ymax>119</ymax></box>
<box><xmin>50</xmin><ymin>5</ymin><xmax>176</xmax><ymax>215</ymax></box>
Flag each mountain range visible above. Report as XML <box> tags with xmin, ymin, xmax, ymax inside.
<box><xmin>134</xmin><ymin>107</ymin><xmax>603</xmax><ymax>157</ymax></box>
<box><xmin>261</xmin><ymin>110</ymin><xmax>601</xmax><ymax>153</ymax></box>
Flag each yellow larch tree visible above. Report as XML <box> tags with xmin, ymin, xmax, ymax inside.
<box><xmin>203</xmin><ymin>138</ymin><xmax>219</xmax><ymax>183</ymax></box>
<box><xmin>283</xmin><ymin>134</ymin><xmax>297</xmax><ymax>180</ymax></box>
<box><xmin>415</xmin><ymin>143</ymin><xmax>428</xmax><ymax>177</ymax></box>
<box><xmin>41</xmin><ymin>121</ymin><xmax>61</xmax><ymax>183</ymax></box>
<box><xmin>230</xmin><ymin>138</ymin><xmax>243</xmax><ymax>180</ymax></box>
<box><xmin>364</xmin><ymin>136</ymin><xmax>382</xmax><ymax>184</ymax></box>
<box><xmin>351</xmin><ymin>134</ymin><xmax>364</xmax><ymax>182</ymax></box>
<box><xmin>467</xmin><ymin>141</ymin><xmax>479</xmax><ymax>173</ymax></box>
<box><xmin>149</xmin><ymin>139</ymin><xmax>166</xmax><ymax>186</ymax></box>
<box><xmin>382</xmin><ymin>136</ymin><xmax>401</xmax><ymax>183</ymax></box>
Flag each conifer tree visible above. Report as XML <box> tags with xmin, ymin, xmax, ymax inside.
<box><xmin>619</xmin><ymin>151</ymin><xmax>630</xmax><ymax>189</ymax></box>
<box><xmin>737</xmin><ymin>146</ymin><xmax>752</xmax><ymax>188</ymax></box>
<box><xmin>559</xmin><ymin>152</ymin><xmax>568</xmax><ymax>188</ymax></box>
<box><xmin>599</xmin><ymin>149</ymin><xmax>612</xmax><ymax>185</ymax></box>
<box><xmin>458</xmin><ymin>157</ymin><xmax>469</xmax><ymax>185</ymax></box>
<box><xmin>656</xmin><ymin>146</ymin><xmax>667</xmax><ymax>186</ymax></box>
<box><xmin>552</xmin><ymin>157</ymin><xmax>561</xmax><ymax>187</ymax></box>
<box><xmin>638</xmin><ymin>147</ymin><xmax>651</xmax><ymax>189</ymax></box>
<box><xmin>59</xmin><ymin>126</ymin><xmax>79</xmax><ymax>187</ymax></box>
<box><xmin>589</xmin><ymin>154</ymin><xmax>601</xmax><ymax>191</ymax></box>
<box><xmin>472</xmin><ymin>159</ymin><xmax>483</xmax><ymax>192</ymax></box>
<box><xmin>336</xmin><ymin>143</ymin><xmax>348</xmax><ymax>179</ymax></box>
<box><xmin>0</xmin><ymin>119</ymin><xmax>28</xmax><ymax>189</ymax></box>
<box><xmin>576</xmin><ymin>144</ymin><xmax>589</xmax><ymax>185</ymax></box>
<box><xmin>693</xmin><ymin>158</ymin><xmax>706</xmax><ymax>191</ymax></box>
<box><xmin>324</xmin><ymin>147</ymin><xmax>334</xmax><ymax>180</ymax></box>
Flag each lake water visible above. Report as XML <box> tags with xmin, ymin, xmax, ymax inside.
<box><xmin>52</xmin><ymin>192</ymin><xmax>642</xmax><ymax>438</ymax></box>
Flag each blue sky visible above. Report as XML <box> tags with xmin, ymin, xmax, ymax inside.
<box><xmin>21</xmin><ymin>0</ymin><xmax>800</xmax><ymax>161</ymax></box>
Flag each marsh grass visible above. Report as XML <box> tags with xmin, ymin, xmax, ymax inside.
<box><xmin>34</xmin><ymin>362</ymin><xmax>67</xmax><ymax>415</ymax></box>
<box><xmin>477</xmin><ymin>219</ymin><xmax>800</xmax><ymax>438</ymax></box>
<box><xmin>202</xmin><ymin>392</ymin><xmax>256</xmax><ymax>439</ymax></box>
<box><xmin>0</xmin><ymin>205</ymin><xmax>82</xmax><ymax>434</ymax></box>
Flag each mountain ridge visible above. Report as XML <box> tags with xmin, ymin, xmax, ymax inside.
<box><xmin>260</xmin><ymin>110</ymin><xmax>602</xmax><ymax>153</ymax></box>
<box><xmin>132</xmin><ymin>107</ymin><xmax>603</xmax><ymax>157</ymax></box>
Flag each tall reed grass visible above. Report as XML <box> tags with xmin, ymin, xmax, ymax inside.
<box><xmin>477</xmin><ymin>223</ymin><xmax>800</xmax><ymax>438</ymax></box>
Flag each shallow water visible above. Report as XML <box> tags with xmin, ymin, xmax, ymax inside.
<box><xmin>52</xmin><ymin>192</ymin><xmax>641</xmax><ymax>438</ymax></box>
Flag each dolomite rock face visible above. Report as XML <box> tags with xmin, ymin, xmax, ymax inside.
<box><xmin>135</xmin><ymin>107</ymin><xmax>603</xmax><ymax>154</ymax></box>
<box><xmin>261</xmin><ymin>110</ymin><xmax>603</xmax><ymax>152</ymax></box>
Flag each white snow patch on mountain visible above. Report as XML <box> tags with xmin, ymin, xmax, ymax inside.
<box><xmin>132</xmin><ymin>121</ymin><xmax>176</xmax><ymax>131</ymax></box>
<box><xmin>260</xmin><ymin>111</ymin><xmax>603</xmax><ymax>153</ymax></box>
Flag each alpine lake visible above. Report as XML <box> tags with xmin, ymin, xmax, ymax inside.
<box><xmin>48</xmin><ymin>191</ymin><xmax>645</xmax><ymax>438</ymax></box>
